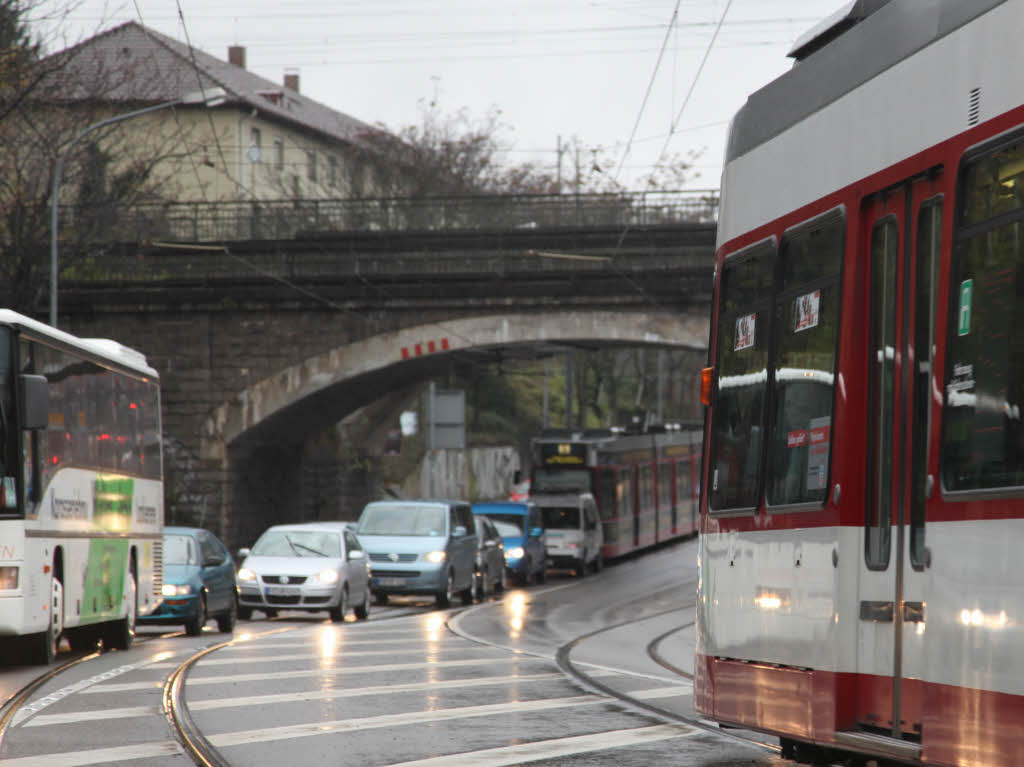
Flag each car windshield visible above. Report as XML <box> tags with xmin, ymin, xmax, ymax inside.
<box><xmin>541</xmin><ymin>506</ymin><xmax>580</xmax><ymax>529</ymax></box>
<box><xmin>164</xmin><ymin>534</ymin><xmax>198</xmax><ymax>565</ymax></box>
<box><xmin>486</xmin><ymin>513</ymin><xmax>525</xmax><ymax>536</ymax></box>
<box><xmin>358</xmin><ymin>505</ymin><xmax>447</xmax><ymax>536</ymax></box>
<box><xmin>251</xmin><ymin>530</ymin><xmax>341</xmax><ymax>558</ymax></box>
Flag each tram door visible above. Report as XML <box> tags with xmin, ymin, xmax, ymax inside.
<box><xmin>857</xmin><ymin>173</ymin><xmax>942</xmax><ymax>740</ymax></box>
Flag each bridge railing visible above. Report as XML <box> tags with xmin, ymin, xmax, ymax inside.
<box><xmin>80</xmin><ymin>190</ymin><xmax>718</xmax><ymax>243</ymax></box>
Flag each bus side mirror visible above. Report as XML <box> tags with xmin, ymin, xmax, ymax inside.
<box><xmin>18</xmin><ymin>375</ymin><xmax>48</xmax><ymax>431</ymax></box>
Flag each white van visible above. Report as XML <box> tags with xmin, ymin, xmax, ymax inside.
<box><xmin>531</xmin><ymin>492</ymin><xmax>603</xmax><ymax>577</ymax></box>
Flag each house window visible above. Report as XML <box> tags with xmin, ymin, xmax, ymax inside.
<box><xmin>274</xmin><ymin>138</ymin><xmax>284</xmax><ymax>171</ymax></box>
<box><xmin>328</xmin><ymin>156</ymin><xmax>338</xmax><ymax>189</ymax></box>
<box><xmin>249</xmin><ymin>127</ymin><xmax>261</xmax><ymax>164</ymax></box>
<box><xmin>306</xmin><ymin>150</ymin><xmax>317</xmax><ymax>182</ymax></box>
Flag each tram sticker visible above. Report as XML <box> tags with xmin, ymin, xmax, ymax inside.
<box><xmin>806</xmin><ymin>416</ymin><xmax>831</xmax><ymax>491</ymax></box>
<box><xmin>948</xmin><ymin>362</ymin><xmax>975</xmax><ymax>394</ymax></box>
<box><xmin>735</xmin><ymin>313</ymin><xmax>755</xmax><ymax>351</ymax></box>
<box><xmin>957</xmin><ymin>279</ymin><xmax>973</xmax><ymax>336</ymax></box>
<box><xmin>787</xmin><ymin>430</ymin><xmax>807</xmax><ymax>448</ymax></box>
<box><xmin>794</xmin><ymin>290</ymin><xmax>820</xmax><ymax>333</ymax></box>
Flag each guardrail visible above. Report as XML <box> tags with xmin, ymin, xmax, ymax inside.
<box><xmin>70</xmin><ymin>190</ymin><xmax>719</xmax><ymax>244</ymax></box>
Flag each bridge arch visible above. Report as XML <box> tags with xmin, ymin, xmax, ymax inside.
<box><xmin>202</xmin><ymin>310</ymin><xmax>708</xmax><ymax>461</ymax></box>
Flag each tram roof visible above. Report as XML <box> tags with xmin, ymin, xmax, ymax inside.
<box><xmin>725</xmin><ymin>0</ymin><xmax>1006</xmax><ymax>166</ymax></box>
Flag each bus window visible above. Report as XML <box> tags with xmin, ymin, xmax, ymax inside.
<box><xmin>709</xmin><ymin>243</ymin><xmax>775</xmax><ymax>511</ymax></box>
<box><xmin>766</xmin><ymin>212</ymin><xmax>844</xmax><ymax>507</ymax></box>
<box><xmin>943</xmin><ymin>138</ymin><xmax>1024</xmax><ymax>491</ymax></box>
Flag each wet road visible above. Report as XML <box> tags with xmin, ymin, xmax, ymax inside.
<box><xmin>0</xmin><ymin>537</ymin><xmax>787</xmax><ymax>766</ymax></box>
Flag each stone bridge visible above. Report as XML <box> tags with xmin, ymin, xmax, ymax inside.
<box><xmin>55</xmin><ymin>220</ymin><xmax>715</xmax><ymax>549</ymax></box>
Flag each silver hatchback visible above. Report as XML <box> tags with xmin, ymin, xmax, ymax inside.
<box><xmin>236</xmin><ymin>522</ymin><xmax>371</xmax><ymax>622</ymax></box>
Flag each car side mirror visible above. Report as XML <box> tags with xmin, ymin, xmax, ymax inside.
<box><xmin>203</xmin><ymin>555</ymin><xmax>222</xmax><ymax>568</ymax></box>
<box><xmin>348</xmin><ymin>549</ymin><xmax>365</xmax><ymax>560</ymax></box>
<box><xmin>237</xmin><ymin>547</ymin><xmax>251</xmax><ymax>559</ymax></box>
<box><xmin>530</xmin><ymin>526</ymin><xmax>543</xmax><ymax>538</ymax></box>
<box><xmin>453</xmin><ymin>525</ymin><xmax>467</xmax><ymax>537</ymax></box>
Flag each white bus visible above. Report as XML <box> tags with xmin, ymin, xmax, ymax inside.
<box><xmin>0</xmin><ymin>311</ymin><xmax>162</xmax><ymax>664</ymax></box>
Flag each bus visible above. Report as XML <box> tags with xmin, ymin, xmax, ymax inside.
<box><xmin>529</xmin><ymin>424</ymin><xmax>701</xmax><ymax>560</ymax></box>
<box><xmin>0</xmin><ymin>311</ymin><xmax>162</xmax><ymax>664</ymax></box>
<box><xmin>697</xmin><ymin>2</ymin><xmax>1024</xmax><ymax>765</ymax></box>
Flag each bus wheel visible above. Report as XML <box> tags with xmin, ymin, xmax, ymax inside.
<box><xmin>29</xmin><ymin>576</ymin><xmax>63</xmax><ymax>665</ymax></box>
<box><xmin>105</xmin><ymin>566</ymin><xmax>136</xmax><ymax>651</ymax></box>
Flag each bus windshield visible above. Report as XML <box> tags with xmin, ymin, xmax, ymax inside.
<box><xmin>531</xmin><ymin>468</ymin><xmax>591</xmax><ymax>493</ymax></box>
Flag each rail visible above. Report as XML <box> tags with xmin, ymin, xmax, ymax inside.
<box><xmin>69</xmin><ymin>190</ymin><xmax>719</xmax><ymax>244</ymax></box>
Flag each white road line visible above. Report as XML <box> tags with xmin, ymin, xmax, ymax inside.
<box><xmin>0</xmin><ymin>740</ymin><xmax>183</xmax><ymax>767</ymax></box>
<box><xmin>7</xmin><ymin>695</ymin><xmax>611</xmax><ymax>766</ymax></box>
<box><xmin>208</xmin><ymin>695</ymin><xmax>603</xmax><ymax>748</ymax></box>
<box><xmin>21</xmin><ymin>673</ymin><xmax>566</xmax><ymax>727</ymax></box>
<box><xmin>220</xmin><ymin>636</ymin><xmax>446</xmax><ymax>650</ymax></box>
<box><xmin>192</xmin><ymin>646</ymin><xmax>504</xmax><ymax>666</ymax></box>
<box><xmin>82</xmin><ymin>656</ymin><xmax>549</xmax><ymax>693</ymax></box>
<box><xmin>379</xmin><ymin>724</ymin><xmax>700</xmax><ymax>766</ymax></box>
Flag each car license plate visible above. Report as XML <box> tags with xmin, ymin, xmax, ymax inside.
<box><xmin>265</xmin><ymin>586</ymin><xmax>300</xmax><ymax>597</ymax></box>
<box><xmin>378</xmin><ymin>577</ymin><xmax>406</xmax><ymax>587</ymax></box>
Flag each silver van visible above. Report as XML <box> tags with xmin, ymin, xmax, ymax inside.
<box><xmin>532</xmin><ymin>492</ymin><xmax>604</xmax><ymax>577</ymax></box>
<box><xmin>356</xmin><ymin>500</ymin><xmax>478</xmax><ymax>606</ymax></box>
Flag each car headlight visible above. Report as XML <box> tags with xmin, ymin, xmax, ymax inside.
<box><xmin>314</xmin><ymin>569</ymin><xmax>340</xmax><ymax>585</ymax></box>
<box><xmin>423</xmin><ymin>551</ymin><xmax>446</xmax><ymax>563</ymax></box>
<box><xmin>505</xmin><ymin>547</ymin><xmax>524</xmax><ymax>560</ymax></box>
<box><xmin>237</xmin><ymin>568</ymin><xmax>256</xmax><ymax>582</ymax></box>
<box><xmin>162</xmin><ymin>583</ymin><xmax>193</xmax><ymax>597</ymax></box>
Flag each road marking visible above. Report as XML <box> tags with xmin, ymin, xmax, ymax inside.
<box><xmin>0</xmin><ymin>741</ymin><xmax>183</xmax><ymax>767</ymax></box>
<box><xmin>22</xmin><ymin>672</ymin><xmax>566</xmax><ymax>727</ymax></box>
<box><xmin>379</xmin><ymin>724</ymin><xmax>700</xmax><ymax>766</ymax></box>
<box><xmin>7</xmin><ymin>695</ymin><xmax>619</xmax><ymax>765</ymax></box>
<box><xmin>82</xmin><ymin>656</ymin><xmax>550</xmax><ymax>693</ymax></box>
<box><xmin>192</xmin><ymin>646</ymin><xmax>505</xmax><ymax>666</ymax></box>
<box><xmin>208</xmin><ymin>695</ymin><xmax>603</xmax><ymax>748</ymax></box>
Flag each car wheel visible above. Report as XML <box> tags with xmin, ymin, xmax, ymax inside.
<box><xmin>329</xmin><ymin>587</ymin><xmax>348</xmax><ymax>622</ymax></box>
<box><xmin>354</xmin><ymin>587</ymin><xmax>371</xmax><ymax>620</ymax></box>
<box><xmin>216</xmin><ymin>596</ymin><xmax>238</xmax><ymax>633</ymax></box>
<box><xmin>185</xmin><ymin>594</ymin><xmax>207</xmax><ymax>636</ymax></box>
<box><xmin>436</xmin><ymin>570</ymin><xmax>454</xmax><ymax>607</ymax></box>
<box><xmin>374</xmin><ymin>591</ymin><xmax>389</xmax><ymax>606</ymax></box>
<box><xmin>459</xmin><ymin>577</ymin><xmax>474</xmax><ymax>606</ymax></box>
<box><xmin>479</xmin><ymin>569</ymin><xmax>491</xmax><ymax>601</ymax></box>
<box><xmin>592</xmin><ymin>552</ymin><xmax>604</xmax><ymax>573</ymax></box>
<box><xmin>535</xmin><ymin>562</ymin><xmax>547</xmax><ymax>584</ymax></box>
<box><xmin>576</xmin><ymin>557</ymin><xmax>587</xmax><ymax>578</ymax></box>
<box><xmin>495</xmin><ymin>567</ymin><xmax>507</xmax><ymax>594</ymax></box>
<box><xmin>237</xmin><ymin>605</ymin><xmax>253</xmax><ymax>621</ymax></box>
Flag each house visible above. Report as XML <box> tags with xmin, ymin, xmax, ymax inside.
<box><xmin>40</xmin><ymin>21</ymin><xmax>391</xmax><ymax>205</ymax></box>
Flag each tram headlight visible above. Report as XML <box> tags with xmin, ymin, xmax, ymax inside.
<box><xmin>0</xmin><ymin>566</ymin><xmax>18</xmax><ymax>590</ymax></box>
<box><xmin>161</xmin><ymin>583</ymin><xmax>193</xmax><ymax>597</ymax></box>
<box><xmin>237</xmin><ymin>568</ymin><xmax>256</xmax><ymax>582</ymax></box>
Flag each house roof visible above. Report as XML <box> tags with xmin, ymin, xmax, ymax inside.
<box><xmin>47</xmin><ymin>21</ymin><xmax>377</xmax><ymax>146</ymax></box>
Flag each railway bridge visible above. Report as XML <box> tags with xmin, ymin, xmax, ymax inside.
<box><xmin>54</xmin><ymin>192</ymin><xmax>717</xmax><ymax>548</ymax></box>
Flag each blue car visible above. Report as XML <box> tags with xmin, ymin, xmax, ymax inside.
<box><xmin>472</xmin><ymin>501</ymin><xmax>546</xmax><ymax>585</ymax></box>
<box><xmin>138</xmin><ymin>526</ymin><xmax>238</xmax><ymax>636</ymax></box>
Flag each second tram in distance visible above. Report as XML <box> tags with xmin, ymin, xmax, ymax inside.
<box><xmin>530</xmin><ymin>425</ymin><xmax>701</xmax><ymax>560</ymax></box>
<box><xmin>697</xmin><ymin>2</ymin><xmax>1024</xmax><ymax>765</ymax></box>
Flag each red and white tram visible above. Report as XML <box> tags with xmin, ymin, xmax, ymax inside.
<box><xmin>530</xmin><ymin>425</ymin><xmax>701</xmax><ymax>559</ymax></box>
<box><xmin>696</xmin><ymin>1</ymin><xmax>1024</xmax><ymax>765</ymax></box>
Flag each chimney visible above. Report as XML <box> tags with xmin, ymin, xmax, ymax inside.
<box><xmin>284</xmin><ymin>69</ymin><xmax>300</xmax><ymax>93</ymax></box>
<box><xmin>228</xmin><ymin>45</ymin><xmax>246</xmax><ymax>69</ymax></box>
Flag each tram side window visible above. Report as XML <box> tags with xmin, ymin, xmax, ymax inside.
<box><xmin>943</xmin><ymin>139</ymin><xmax>1024</xmax><ymax>490</ymax></box>
<box><xmin>766</xmin><ymin>214</ymin><xmax>844</xmax><ymax>507</ymax></box>
<box><xmin>709</xmin><ymin>245</ymin><xmax>774</xmax><ymax>511</ymax></box>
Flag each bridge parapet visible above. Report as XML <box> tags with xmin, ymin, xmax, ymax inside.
<box><xmin>64</xmin><ymin>190</ymin><xmax>719</xmax><ymax>244</ymax></box>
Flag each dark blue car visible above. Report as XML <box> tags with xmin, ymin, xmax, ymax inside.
<box><xmin>472</xmin><ymin>501</ymin><xmax>546</xmax><ymax>585</ymax></box>
<box><xmin>138</xmin><ymin>526</ymin><xmax>238</xmax><ymax>636</ymax></box>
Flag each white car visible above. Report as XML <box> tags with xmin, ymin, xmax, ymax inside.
<box><xmin>236</xmin><ymin>522</ymin><xmax>371</xmax><ymax>621</ymax></box>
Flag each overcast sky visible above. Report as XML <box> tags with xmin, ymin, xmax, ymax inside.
<box><xmin>43</xmin><ymin>0</ymin><xmax>845</xmax><ymax>191</ymax></box>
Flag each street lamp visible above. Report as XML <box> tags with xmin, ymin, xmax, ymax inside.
<box><xmin>48</xmin><ymin>86</ymin><xmax>227</xmax><ymax>327</ymax></box>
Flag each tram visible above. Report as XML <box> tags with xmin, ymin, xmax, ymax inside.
<box><xmin>696</xmin><ymin>2</ymin><xmax>1024</xmax><ymax>765</ymax></box>
<box><xmin>529</xmin><ymin>423</ymin><xmax>701</xmax><ymax>559</ymax></box>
